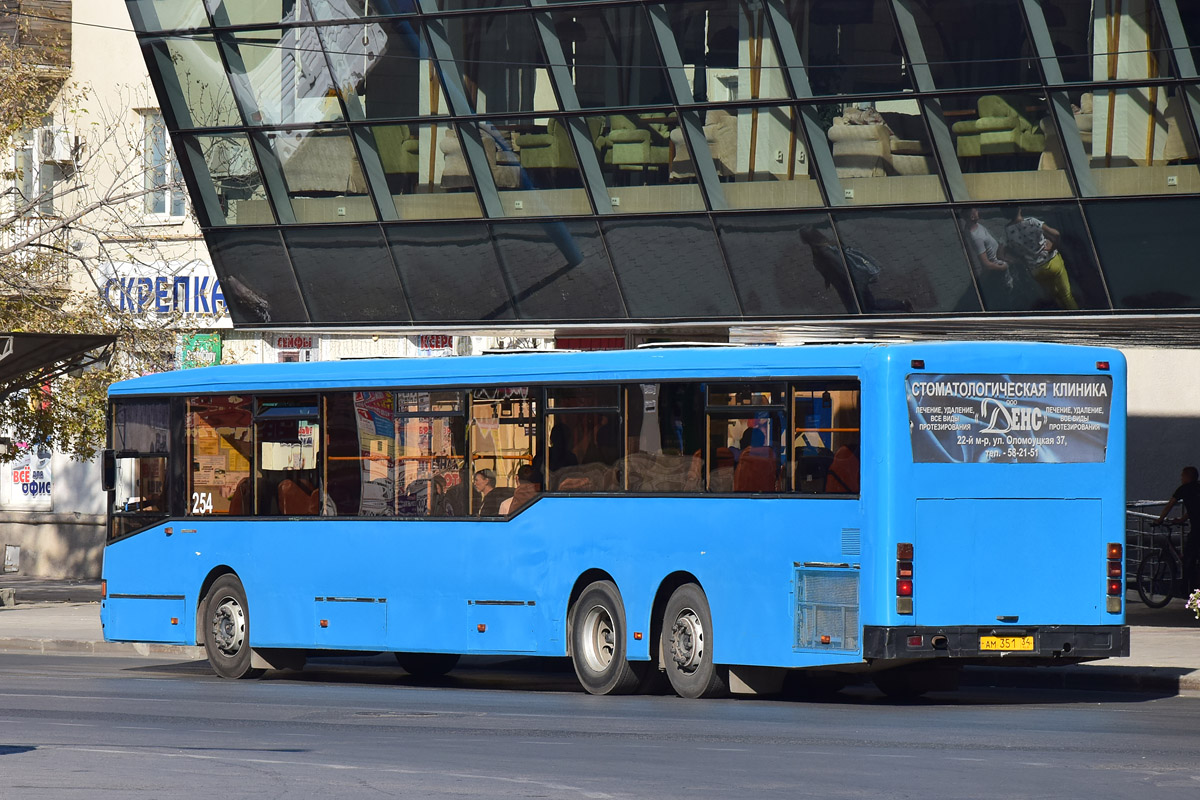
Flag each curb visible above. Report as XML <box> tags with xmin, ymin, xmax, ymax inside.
<box><xmin>0</xmin><ymin>638</ymin><xmax>202</xmax><ymax>659</ymax></box>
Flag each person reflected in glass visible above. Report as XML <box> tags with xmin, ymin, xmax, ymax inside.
<box><xmin>800</xmin><ymin>226</ymin><xmax>858</xmax><ymax>313</ymax></box>
<box><xmin>963</xmin><ymin>208</ymin><xmax>1015</xmax><ymax>308</ymax></box>
<box><xmin>1003</xmin><ymin>207</ymin><xmax>1078</xmax><ymax>310</ymax></box>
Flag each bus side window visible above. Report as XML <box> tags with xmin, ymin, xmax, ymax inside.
<box><xmin>791</xmin><ymin>381</ymin><xmax>861</xmax><ymax>495</ymax></box>
<box><xmin>545</xmin><ymin>385</ymin><xmax>621</xmax><ymax>492</ymax></box>
<box><xmin>470</xmin><ymin>388</ymin><xmax>537</xmax><ymax>515</ymax></box>
<box><xmin>624</xmin><ymin>382</ymin><xmax>705</xmax><ymax>493</ymax></box>
<box><xmin>186</xmin><ymin>395</ymin><xmax>252</xmax><ymax>516</ymax></box>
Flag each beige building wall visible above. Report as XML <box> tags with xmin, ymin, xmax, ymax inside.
<box><xmin>1125</xmin><ymin>348</ymin><xmax>1200</xmax><ymax>504</ymax></box>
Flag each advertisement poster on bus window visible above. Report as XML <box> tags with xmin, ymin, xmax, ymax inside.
<box><xmin>907</xmin><ymin>374</ymin><xmax>1112</xmax><ymax>464</ymax></box>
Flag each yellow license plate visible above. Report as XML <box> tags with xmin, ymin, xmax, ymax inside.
<box><xmin>980</xmin><ymin>635</ymin><xmax>1035</xmax><ymax>652</ymax></box>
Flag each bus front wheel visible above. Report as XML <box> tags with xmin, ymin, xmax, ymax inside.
<box><xmin>202</xmin><ymin>574</ymin><xmax>264</xmax><ymax>680</ymax></box>
<box><xmin>661</xmin><ymin>583</ymin><xmax>727</xmax><ymax>699</ymax></box>
<box><xmin>569</xmin><ymin>580</ymin><xmax>640</xmax><ymax>696</ymax></box>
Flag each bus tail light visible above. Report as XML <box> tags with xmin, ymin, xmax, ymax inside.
<box><xmin>897</xmin><ymin>579</ymin><xmax>913</xmax><ymax>597</ymax></box>
<box><xmin>1106</xmin><ymin>542</ymin><xmax>1123</xmax><ymax>612</ymax></box>
<box><xmin>1107</xmin><ymin>543</ymin><xmax>1122</xmax><ymax>560</ymax></box>
<box><xmin>1096</xmin><ymin>361</ymin><xmax>1110</xmax><ymax>371</ymax></box>
<box><xmin>897</xmin><ymin>542</ymin><xmax>914</xmax><ymax>614</ymax></box>
<box><xmin>1107</xmin><ymin>580</ymin><xmax>1122</xmax><ymax>596</ymax></box>
<box><xmin>100</xmin><ymin>580</ymin><xmax>107</xmax><ymax>600</ymax></box>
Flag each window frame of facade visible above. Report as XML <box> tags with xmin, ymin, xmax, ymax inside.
<box><xmin>140</xmin><ymin>109</ymin><xmax>188</xmax><ymax>221</ymax></box>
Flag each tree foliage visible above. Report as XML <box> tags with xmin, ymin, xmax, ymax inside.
<box><xmin>1</xmin><ymin>32</ymin><xmax>185</xmax><ymax>461</ymax></box>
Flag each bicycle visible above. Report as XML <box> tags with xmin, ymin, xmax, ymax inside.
<box><xmin>1136</xmin><ymin>520</ymin><xmax>1189</xmax><ymax>608</ymax></box>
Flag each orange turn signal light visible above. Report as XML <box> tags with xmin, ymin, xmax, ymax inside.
<box><xmin>170</xmin><ymin>617</ymin><xmax>178</xmax><ymax>625</ymax></box>
<box><xmin>100</xmin><ymin>580</ymin><xmax>107</xmax><ymax>600</ymax></box>
<box><xmin>477</xmin><ymin>623</ymin><xmax>487</xmax><ymax>633</ymax></box>
<box><xmin>820</xmin><ymin>635</ymin><xmax>832</xmax><ymax>644</ymax></box>
<box><xmin>633</xmin><ymin>631</ymin><xmax>643</xmax><ymax>640</ymax></box>
<box><xmin>1107</xmin><ymin>542</ymin><xmax>1122</xmax><ymax>560</ymax></box>
<box><xmin>319</xmin><ymin>619</ymin><xmax>328</xmax><ymax>628</ymax></box>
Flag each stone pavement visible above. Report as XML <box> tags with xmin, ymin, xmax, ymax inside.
<box><xmin>1</xmin><ymin>578</ymin><xmax>1197</xmax><ymax>694</ymax></box>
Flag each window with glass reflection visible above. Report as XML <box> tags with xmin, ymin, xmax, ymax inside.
<box><xmin>128</xmin><ymin>0</ymin><xmax>210</xmax><ymax>32</ymax></box>
<box><xmin>110</xmin><ymin>400</ymin><xmax>172</xmax><ymax>537</ymax></box>
<box><xmin>149</xmin><ymin>37</ymin><xmax>242</xmax><ymax>129</ymax></box>
<box><xmin>469</xmin><ymin>387</ymin><xmax>537</xmax><ymax>516</ymax></box>
<box><xmin>475</xmin><ymin>117</ymin><xmax>591</xmax><ymax>217</ymax></box>
<box><xmin>438</xmin><ymin>12</ymin><xmax>558</xmax><ymax>115</ymax></box>
<box><xmin>321</xmin><ymin>19</ymin><xmax>442</xmax><ymax>122</ymax></box>
<box><xmin>1088</xmin><ymin>198</ymin><xmax>1200</xmax><ymax>310</ymax></box>
<box><xmin>664</xmin><ymin>1</ymin><xmax>789</xmax><ymax>103</ymax></box>
<box><xmin>1089</xmin><ymin>86</ymin><xmax>1200</xmax><ymax>197</ymax></box>
<box><xmin>783</xmin><ymin>0</ymin><xmax>911</xmax><ymax>96</ymax></box>
<box><xmin>396</xmin><ymin>391</ymin><xmax>468</xmax><ymax>517</ymax></box>
<box><xmin>205</xmin><ymin>0</ymin><xmax>303</xmax><ymax>27</ymax></box>
<box><xmin>385</xmin><ymin>223</ymin><xmax>513</xmax><ymax>321</ymax></box>
<box><xmin>1041</xmin><ymin>0</ymin><xmax>1176</xmax><ymax>84</ymax></box>
<box><xmin>545</xmin><ymin>386</ymin><xmax>621</xmax><ymax>492</ymax></box>
<box><xmin>693</xmin><ymin>105</ymin><xmax>820</xmax><ymax>209</ymax></box>
<box><xmin>185</xmin><ymin>133</ymin><xmax>271</xmax><ymax>225</ymax></box>
<box><xmin>270</xmin><ymin>129</ymin><xmax>376</xmax><ymax>223</ymax></box>
<box><xmin>185</xmin><ymin>395</ymin><xmax>252</xmax><ymax>516</ymax></box>
<box><xmin>792</xmin><ymin>382</ymin><xmax>860</xmax><ymax>495</ymax></box>
<box><xmin>368</xmin><ymin>123</ymin><xmax>484</xmax><ymax>220</ymax></box>
<box><xmin>906</xmin><ymin>0</ymin><xmax>1038</xmax><ymax>89</ymax></box>
<box><xmin>707</xmin><ymin>383</ymin><xmax>785</xmax><ymax>493</ymax></box>
<box><xmin>227</xmin><ymin>29</ymin><xmax>343</xmax><ymax>127</ymax></box>
<box><xmin>255</xmin><ymin>395</ymin><xmax>324</xmax><ymax>516</ymax></box>
<box><xmin>624</xmin><ymin>383</ymin><xmax>705</xmax><ymax>493</ymax></box>
<box><xmin>549</xmin><ymin>4</ymin><xmax>671</xmax><ymax>108</ymax></box>
<box><xmin>826</xmin><ymin>98</ymin><xmax>944</xmax><ymax>206</ymax></box>
<box><xmin>581</xmin><ymin>112</ymin><xmax>703</xmax><ymax>212</ymax></box>
<box><xmin>309</xmin><ymin>0</ymin><xmax>418</xmax><ymax>20</ymax></box>
<box><xmin>326</xmin><ymin>391</ymin><xmax>395</xmax><ymax>517</ymax></box>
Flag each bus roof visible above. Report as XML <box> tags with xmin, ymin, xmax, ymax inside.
<box><xmin>108</xmin><ymin>341</ymin><xmax>1123</xmax><ymax>397</ymax></box>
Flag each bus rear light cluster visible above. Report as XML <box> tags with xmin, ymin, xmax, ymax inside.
<box><xmin>1106</xmin><ymin>542</ymin><xmax>1122</xmax><ymax>614</ymax></box>
<box><xmin>897</xmin><ymin>542</ymin><xmax>914</xmax><ymax>615</ymax></box>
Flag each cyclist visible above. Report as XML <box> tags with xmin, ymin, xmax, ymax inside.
<box><xmin>1155</xmin><ymin>465</ymin><xmax>1200</xmax><ymax>592</ymax></box>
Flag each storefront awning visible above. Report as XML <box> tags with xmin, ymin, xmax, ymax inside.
<box><xmin>0</xmin><ymin>333</ymin><xmax>116</xmax><ymax>401</ymax></box>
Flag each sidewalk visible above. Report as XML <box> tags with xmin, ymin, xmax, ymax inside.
<box><xmin>1</xmin><ymin>580</ymin><xmax>1198</xmax><ymax>694</ymax></box>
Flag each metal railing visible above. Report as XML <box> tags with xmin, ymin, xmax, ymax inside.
<box><xmin>1126</xmin><ymin>500</ymin><xmax>1189</xmax><ymax>591</ymax></box>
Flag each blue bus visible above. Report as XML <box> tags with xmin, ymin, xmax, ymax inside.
<box><xmin>101</xmin><ymin>342</ymin><xmax>1128</xmax><ymax>698</ymax></box>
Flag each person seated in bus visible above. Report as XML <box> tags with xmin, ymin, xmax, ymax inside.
<box><xmin>825</xmin><ymin>439</ymin><xmax>861</xmax><ymax>494</ymax></box>
<box><xmin>473</xmin><ymin>468</ymin><xmax>506</xmax><ymax>516</ymax></box>
<box><xmin>1155</xmin><ymin>465</ymin><xmax>1200</xmax><ymax>591</ymax></box>
<box><xmin>500</xmin><ymin>465</ymin><xmax>541</xmax><ymax>515</ymax></box>
<box><xmin>224</xmin><ymin>476</ymin><xmax>251</xmax><ymax>515</ymax></box>
<box><xmin>278</xmin><ymin>475</ymin><xmax>319</xmax><ymax>515</ymax></box>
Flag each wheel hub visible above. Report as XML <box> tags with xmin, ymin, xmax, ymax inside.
<box><xmin>211</xmin><ymin>598</ymin><xmax>245</xmax><ymax>655</ymax></box>
<box><xmin>670</xmin><ymin>609</ymin><xmax>704</xmax><ymax>672</ymax></box>
<box><xmin>581</xmin><ymin>605</ymin><xmax>616</xmax><ymax>672</ymax></box>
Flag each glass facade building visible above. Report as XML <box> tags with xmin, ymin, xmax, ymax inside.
<box><xmin>126</xmin><ymin>0</ymin><xmax>1200</xmax><ymax>327</ymax></box>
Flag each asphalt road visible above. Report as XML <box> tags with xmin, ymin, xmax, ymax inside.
<box><xmin>1</xmin><ymin>652</ymin><xmax>1198</xmax><ymax>799</ymax></box>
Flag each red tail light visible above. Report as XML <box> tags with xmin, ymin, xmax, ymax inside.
<box><xmin>1096</xmin><ymin>361</ymin><xmax>1110</xmax><ymax>371</ymax></box>
<box><xmin>897</xmin><ymin>579</ymin><xmax>913</xmax><ymax>597</ymax></box>
<box><xmin>1107</xmin><ymin>579</ymin><xmax>1122</xmax><ymax>596</ymax></box>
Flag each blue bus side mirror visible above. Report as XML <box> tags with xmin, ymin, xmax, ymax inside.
<box><xmin>102</xmin><ymin>450</ymin><xmax>116</xmax><ymax>492</ymax></box>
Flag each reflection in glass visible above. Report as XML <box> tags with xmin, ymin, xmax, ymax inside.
<box><xmin>906</xmin><ymin>0</ymin><xmax>1038</xmax><ymax>89</ymax></box>
<box><xmin>492</xmin><ymin>221</ymin><xmax>625</xmax><ymax>321</ymax></box>
<box><xmin>397</xmin><ymin>407</ymin><xmax>467</xmax><ymax>517</ymax></box>
<box><xmin>664</xmin><ymin>1</ymin><xmax>789</xmax><ymax>103</ymax></box>
<box><xmin>825</xmin><ymin>99</ymin><xmax>945</xmax><ymax>205</ymax></box>
<box><xmin>1041</xmin><ymin>0</ymin><xmax>1176</xmax><ymax>84</ymax></box>
<box><xmin>370</xmin><ymin>123</ymin><xmax>482</xmax><ymax>219</ymax></box>
<box><xmin>1089</xmin><ymin>86</ymin><xmax>1200</xmax><ymax>197</ymax></box>
<box><xmin>707</xmin><ymin>408</ymin><xmax>784</xmax><ymax>493</ymax></box>
<box><xmin>186</xmin><ymin>395</ymin><xmax>252</xmax><ymax>516</ymax></box>
<box><xmin>476</xmin><ymin>118</ymin><xmax>590</xmax><ymax>217</ymax></box>
<box><xmin>469</xmin><ymin>388</ymin><xmax>537</xmax><ymax>516</ymax></box>
<box><xmin>946</xmin><ymin>93</ymin><xmax>1070</xmax><ymax>201</ymax></box>
<box><xmin>321</xmin><ymin>19</ymin><xmax>442</xmax><ymax>121</ymax></box>
<box><xmin>127</xmin><ymin>0</ymin><xmax>210</xmax><ymax>31</ymax></box>
<box><xmin>832</xmin><ymin>210</ymin><xmax>978</xmax><ymax>314</ymax></box>
<box><xmin>1088</xmin><ymin>198</ymin><xmax>1200</xmax><ymax>310</ymax></box>
<box><xmin>544</xmin><ymin>386</ymin><xmax>621</xmax><ymax>492</ymax></box>
<box><xmin>187</xmin><ymin>133</ymin><xmax>271</xmax><ymax>225</ymax></box>
<box><xmin>271</xmin><ymin>129</ymin><xmax>375</xmax><ymax>222</ymax></box>
<box><xmin>624</xmin><ymin>383</ymin><xmax>704</xmax><ymax>493</ymax></box>
<box><xmin>585</xmin><ymin>113</ymin><xmax>704</xmax><ymax>213</ymax></box>
<box><xmin>783</xmin><ymin>0</ymin><xmax>912</xmax><ymax>95</ymax></box>
<box><xmin>228</xmin><ymin>29</ymin><xmax>343</xmax><ymax>126</ymax></box>
<box><xmin>283</xmin><ymin>226</ymin><xmax>411</xmax><ymax>323</ymax></box>
<box><xmin>602</xmin><ymin>218</ymin><xmax>738</xmax><ymax>318</ymax></box>
<box><xmin>550</xmin><ymin>5</ymin><xmax>671</xmax><ymax>108</ymax></box>
<box><xmin>151</xmin><ymin>37</ymin><xmax>241</xmax><ymax>129</ymax></box>
<box><xmin>792</xmin><ymin>383</ymin><xmax>860</xmax><ymax>495</ymax></box>
<box><xmin>385</xmin><ymin>224</ymin><xmax>514</xmax><ymax>321</ymax></box>
<box><xmin>204</xmin><ymin>0</ymin><xmax>301</xmax><ymax>27</ymax></box>
<box><xmin>719</xmin><ymin>214</ymin><xmax>859</xmax><ymax>316</ymax></box>
<box><xmin>255</xmin><ymin>395</ymin><xmax>324</xmax><ymax>517</ymax></box>
<box><xmin>309</xmin><ymin>0</ymin><xmax>417</xmax><ymax>19</ymax></box>
<box><xmin>440</xmin><ymin>13</ymin><xmax>557</xmax><ymax>115</ymax></box>
<box><xmin>326</xmin><ymin>391</ymin><xmax>396</xmax><ymax>517</ymax></box>
<box><xmin>205</xmin><ymin>228</ymin><xmax>309</xmax><ymax>324</ymax></box>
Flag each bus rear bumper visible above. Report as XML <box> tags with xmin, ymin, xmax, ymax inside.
<box><xmin>862</xmin><ymin>625</ymin><xmax>1129</xmax><ymax>661</ymax></box>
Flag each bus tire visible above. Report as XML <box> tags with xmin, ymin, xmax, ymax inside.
<box><xmin>1135</xmin><ymin>551</ymin><xmax>1175</xmax><ymax>608</ymax></box>
<box><xmin>569</xmin><ymin>580</ymin><xmax>640</xmax><ymax>696</ymax></box>
<box><xmin>201</xmin><ymin>574</ymin><xmax>264</xmax><ymax>680</ymax></box>
<box><xmin>395</xmin><ymin>652</ymin><xmax>460</xmax><ymax>678</ymax></box>
<box><xmin>661</xmin><ymin>583</ymin><xmax>727</xmax><ymax>699</ymax></box>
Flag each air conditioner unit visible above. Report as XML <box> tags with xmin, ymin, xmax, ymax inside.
<box><xmin>37</xmin><ymin>126</ymin><xmax>74</xmax><ymax>164</ymax></box>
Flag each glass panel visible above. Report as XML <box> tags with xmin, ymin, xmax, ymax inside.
<box><xmin>624</xmin><ymin>383</ymin><xmax>704</xmax><ymax>493</ymax></box>
<box><xmin>110</xmin><ymin>455</ymin><xmax>169</xmax><ymax>537</ymax></box>
<box><xmin>270</xmin><ymin>129</ymin><xmax>376</xmax><ymax>222</ymax></box>
<box><xmin>490</xmin><ymin>117</ymin><xmax>591</xmax><ymax>217</ymax></box>
<box><xmin>309</xmin><ymin>0</ymin><xmax>417</xmax><ymax>19</ymax></box>
<box><xmin>385</xmin><ymin>223</ymin><xmax>514</xmax><ymax>321</ymax></box>
<box><xmin>545</xmin><ymin>413</ymin><xmax>620</xmax><ymax>491</ymax></box>
<box><xmin>784</xmin><ymin>0</ymin><xmax>912</xmax><ymax>95</ymax></box>
<box><xmin>719</xmin><ymin>213</ymin><xmax>860</xmax><ymax>316</ymax></box>
<box><xmin>204</xmin><ymin>0</ymin><xmax>303</xmax><ymax>27</ymax></box>
<box><xmin>112</xmin><ymin>400</ymin><xmax>170</xmax><ymax>452</ymax></box>
<box><xmin>228</xmin><ymin>29</ymin><xmax>343</xmax><ymax>126</ymax></box>
<box><xmin>694</xmin><ymin>106</ymin><xmax>821</xmax><ymax>209</ymax></box>
<box><xmin>1087</xmin><ymin>198</ymin><xmax>1200</xmax><ymax>310</ymax></box>
<box><xmin>549</xmin><ymin>5</ymin><xmax>672</xmax><ymax>108</ymax></box>
<box><xmin>127</xmin><ymin>0</ymin><xmax>209</xmax><ymax>31</ymax></box>
<box><xmin>906</xmin><ymin>0</ymin><xmax>1038</xmax><ymax>89</ymax></box>
<box><xmin>665</xmin><ymin>1</ymin><xmax>789</xmax><ymax>103</ymax></box>
<box><xmin>547</xmin><ymin>385</ymin><xmax>620</xmax><ymax>410</ymax></box>
<box><xmin>831</xmin><ymin>210</ymin><xmax>979</xmax><ymax>313</ymax></box>
<box><xmin>708</xmin><ymin>384</ymin><xmax>784</xmax><ymax>407</ymax></box>
<box><xmin>792</xmin><ymin>382</ymin><xmax>860</xmax><ymax>495</ymax></box>
<box><xmin>397</xmin><ymin>391</ymin><xmax>463</xmax><ymax>414</ymax></box>
<box><xmin>707</xmin><ymin>409</ymin><xmax>785</xmax><ymax>493</ymax></box>
<box><xmin>397</xmin><ymin>413</ymin><xmax>468</xmax><ymax>517</ymax></box>
<box><xmin>320</xmin><ymin>20</ymin><xmax>442</xmax><ymax>121</ymax></box>
<box><xmin>586</xmin><ymin>113</ymin><xmax>704</xmax><ymax>212</ymax></box>
<box><xmin>187</xmin><ymin>133</ymin><xmax>272</xmax><ymax>225</ymax></box>
<box><xmin>1041</xmin><ymin>0</ymin><xmax>1176</xmax><ymax>84</ymax></box>
<box><xmin>439</xmin><ymin>0</ymin><xmax>524</xmax><ymax>9</ymax></box>
<box><xmin>1089</xmin><ymin>86</ymin><xmax>1200</xmax><ymax>196</ymax></box>
<box><xmin>369</xmin><ymin>123</ymin><xmax>483</xmax><ymax>220</ymax></box>
<box><xmin>602</xmin><ymin>218</ymin><xmax>739</xmax><ymax>318</ymax></box>
<box><xmin>1181</xmin><ymin>3</ymin><xmax>1200</xmax><ymax>55</ymax></box>
<box><xmin>186</xmin><ymin>395</ymin><xmax>253</xmax><ymax>515</ymax></box>
<box><xmin>256</xmin><ymin>395</ymin><xmax>324</xmax><ymax>516</ymax></box>
<box><xmin>469</xmin><ymin>387</ymin><xmax>537</xmax><ymax>516</ymax></box>
<box><xmin>958</xmin><ymin>205</ymin><xmax>1106</xmax><ymax>312</ymax></box>
<box><xmin>205</xmin><ymin>228</ymin><xmax>309</xmax><ymax>324</ymax></box>
<box><xmin>945</xmin><ymin>93</ymin><xmax>1071</xmax><ymax>201</ymax></box>
<box><xmin>439</xmin><ymin>12</ymin><xmax>558</xmax><ymax>115</ymax></box>
<box><xmin>283</xmin><ymin>226</ymin><xmax>411</xmax><ymax>323</ymax></box>
<box><xmin>825</xmin><ymin>99</ymin><xmax>945</xmax><ymax>205</ymax></box>
<box><xmin>150</xmin><ymin>37</ymin><xmax>242</xmax><ymax>129</ymax></box>
<box><xmin>492</xmin><ymin>220</ymin><xmax>625</xmax><ymax>321</ymax></box>
<box><xmin>326</xmin><ymin>391</ymin><xmax>396</xmax><ymax>517</ymax></box>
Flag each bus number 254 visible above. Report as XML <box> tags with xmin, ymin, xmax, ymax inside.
<box><xmin>191</xmin><ymin>492</ymin><xmax>214</xmax><ymax>514</ymax></box>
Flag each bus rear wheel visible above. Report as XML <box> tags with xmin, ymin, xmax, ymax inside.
<box><xmin>661</xmin><ymin>583</ymin><xmax>727</xmax><ymax>699</ymax></box>
<box><xmin>569</xmin><ymin>580</ymin><xmax>640</xmax><ymax>695</ymax></box>
<box><xmin>202</xmin><ymin>574</ymin><xmax>264</xmax><ymax>680</ymax></box>
<box><xmin>395</xmin><ymin>652</ymin><xmax>460</xmax><ymax>678</ymax></box>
